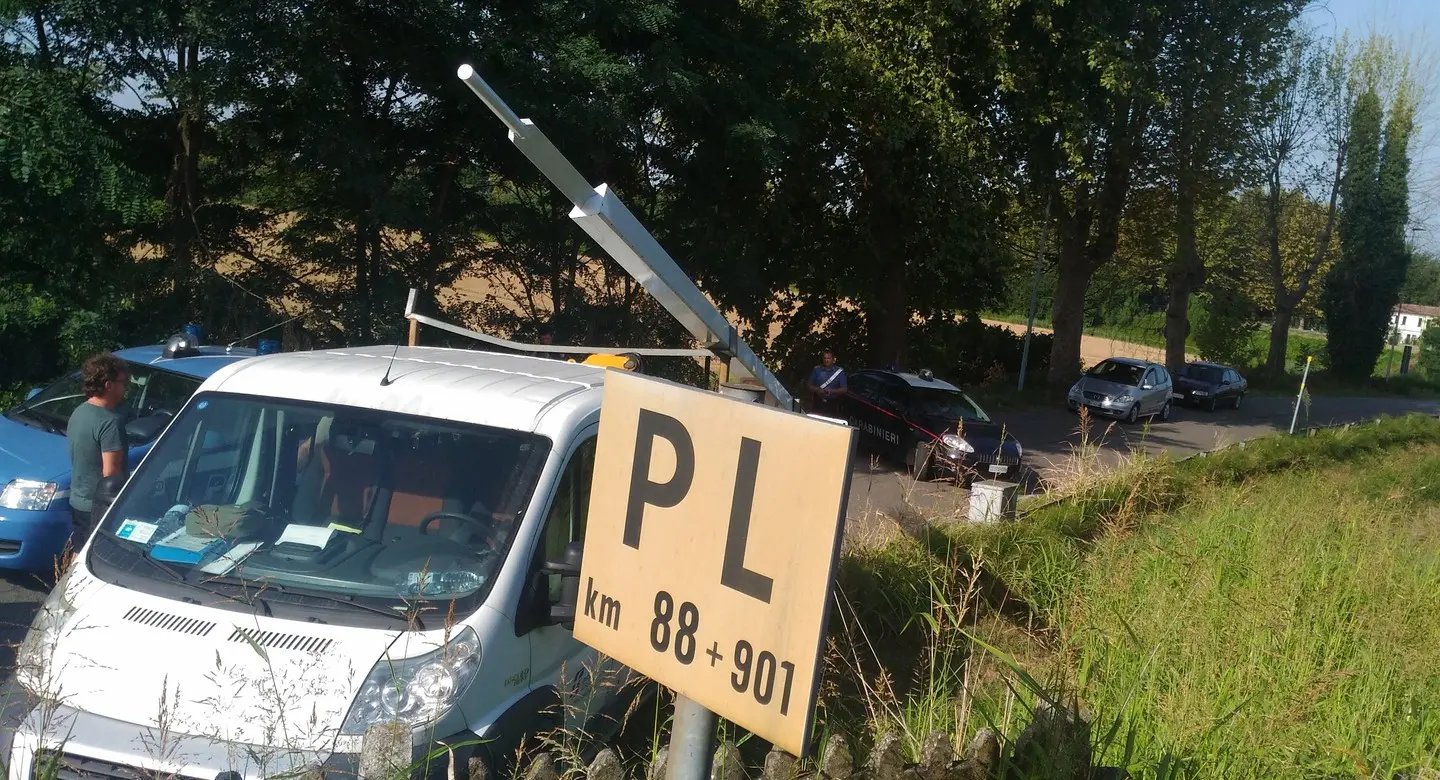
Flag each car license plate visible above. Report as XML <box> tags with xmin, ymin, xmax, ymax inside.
<box><xmin>987</xmin><ymin>464</ymin><xmax>1008</xmax><ymax>474</ymax></box>
<box><xmin>1170</xmin><ymin>392</ymin><xmax>1183</xmax><ymax>399</ymax></box>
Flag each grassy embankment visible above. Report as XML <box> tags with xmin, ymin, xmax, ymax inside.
<box><xmin>824</xmin><ymin>412</ymin><xmax>1440</xmax><ymax>778</ymax></box>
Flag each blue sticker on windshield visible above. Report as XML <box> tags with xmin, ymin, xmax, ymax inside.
<box><xmin>196</xmin><ymin>400</ymin><xmax>209</xmax><ymax>410</ymax></box>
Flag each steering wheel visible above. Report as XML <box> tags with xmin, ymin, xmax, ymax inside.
<box><xmin>417</xmin><ymin>510</ymin><xmax>488</xmax><ymax>537</ymax></box>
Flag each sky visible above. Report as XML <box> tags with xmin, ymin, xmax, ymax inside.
<box><xmin>1309</xmin><ymin>0</ymin><xmax>1440</xmax><ymax>253</ymax></box>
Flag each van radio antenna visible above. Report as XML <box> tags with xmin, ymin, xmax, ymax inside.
<box><xmin>379</xmin><ymin>344</ymin><xmax>401</xmax><ymax>386</ymax></box>
<box><xmin>454</xmin><ymin>64</ymin><xmax>797</xmax><ymax>411</ymax></box>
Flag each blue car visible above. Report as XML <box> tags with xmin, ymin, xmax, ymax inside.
<box><xmin>0</xmin><ymin>339</ymin><xmax>257</xmax><ymax>572</ymax></box>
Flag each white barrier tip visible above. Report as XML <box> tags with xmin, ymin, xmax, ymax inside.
<box><xmin>457</xmin><ymin>64</ymin><xmax>475</xmax><ymax>80</ymax></box>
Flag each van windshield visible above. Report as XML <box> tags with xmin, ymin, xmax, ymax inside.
<box><xmin>90</xmin><ymin>392</ymin><xmax>550</xmax><ymax>611</ymax></box>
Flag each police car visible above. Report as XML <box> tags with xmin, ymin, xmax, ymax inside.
<box><xmin>841</xmin><ymin>368</ymin><xmax>1023</xmax><ymax>483</ymax></box>
<box><xmin>0</xmin><ymin>332</ymin><xmax>261</xmax><ymax>571</ymax></box>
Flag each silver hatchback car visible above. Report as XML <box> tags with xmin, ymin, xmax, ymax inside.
<box><xmin>1066</xmin><ymin>357</ymin><xmax>1174</xmax><ymax>424</ymax></box>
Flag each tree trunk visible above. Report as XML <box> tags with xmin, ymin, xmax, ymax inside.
<box><xmin>1165</xmin><ymin>181</ymin><xmax>1200</xmax><ymax>371</ymax></box>
<box><xmin>167</xmin><ymin>42</ymin><xmax>203</xmax><ymax>279</ymax></box>
<box><xmin>32</xmin><ymin>10</ymin><xmax>49</xmax><ymax>66</ymax></box>
<box><xmin>1047</xmin><ymin>230</ymin><xmax>1090</xmax><ymax>383</ymax></box>
<box><xmin>868</xmin><ymin>259</ymin><xmax>909</xmax><ymax>368</ymax></box>
<box><xmin>1266</xmin><ymin>307</ymin><xmax>1293</xmax><ymax>372</ymax></box>
<box><xmin>354</xmin><ymin>217</ymin><xmax>371</xmax><ymax>342</ymax></box>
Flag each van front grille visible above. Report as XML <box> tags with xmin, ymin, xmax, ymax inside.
<box><xmin>122</xmin><ymin>606</ymin><xmax>216</xmax><ymax>637</ymax></box>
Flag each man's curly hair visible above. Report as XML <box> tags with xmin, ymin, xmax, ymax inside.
<box><xmin>81</xmin><ymin>353</ymin><xmax>129</xmax><ymax>398</ymax></box>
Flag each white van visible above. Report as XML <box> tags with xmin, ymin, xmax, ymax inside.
<box><xmin>4</xmin><ymin>346</ymin><xmax>640</xmax><ymax>780</ymax></box>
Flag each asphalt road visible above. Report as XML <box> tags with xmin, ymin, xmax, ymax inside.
<box><xmin>843</xmin><ymin>393</ymin><xmax>1440</xmax><ymax>537</ymax></box>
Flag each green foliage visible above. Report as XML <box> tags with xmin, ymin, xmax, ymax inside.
<box><xmin>1323</xmin><ymin>87</ymin><xmax>1385</xmax><ymax>377</ymax></box>
<box><xmin>1400</xmin><ymin>251</ymin><xmax>1440</xmax><ymax>307</ymax></box>
<box><xmin>1324</xmin><ymin>52</ymin><xmax>1419</xmax><ymax>382</ymax></box>
<box><xmin>905</xmin><ymin>316</ymin><xmax>1053</xmax><ymax>386</ymax></box>
<box><xmin>1191</xmin><ymin>289</ymin><xmax>1263</xmax><ymax>367</ymax></box>
<box><xmin>1418</xmin><ymin>321</ymin><xmax>1440</xmax><ymax>382</ymax></box>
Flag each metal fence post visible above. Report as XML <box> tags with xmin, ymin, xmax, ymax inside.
<box><xmin>1289</xmin><ymin>355</ymin><xmax>1312</xmax><ymax>435</ymax></box>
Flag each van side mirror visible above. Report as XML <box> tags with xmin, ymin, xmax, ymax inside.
<box><xmin>25</xmin><ymin>387</ymin><xmax>41</xmax><ymax>402</ymax></box>
<box><xmin>92</xmin><ymin>475</ymin><xmax>126</xmax><ymax>525</ymax></box>
<box><xmin>541</xmin><ymin>541</ymin><xmax>584</xmax><ymax>629</ymax></box>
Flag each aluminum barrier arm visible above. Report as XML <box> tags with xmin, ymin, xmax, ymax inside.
<box><xmin>455</xmin><ymin>64</ymin><xmax>797</xmax><ymax>412</ymax></box>
<box><xmin>403</xmin><ymin>289</ymin><xmax>713</xmax><ymax>358</ymax></box>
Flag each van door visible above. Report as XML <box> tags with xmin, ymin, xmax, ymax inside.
<box><xmin>522</xmin><ymin>431</ymin><xmax>631</xmax><ymax>736</ymax></box>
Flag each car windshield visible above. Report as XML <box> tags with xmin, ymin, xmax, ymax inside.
<box><xmin>6</xmin><ymin>360</ymin><xmax>201</xmax><ymax>436</ymax></box>
<box><xmin>90</xmin><ymin>392</ymin><xmax>550</xmax><ymax>611</ymax></box>
<box><xmin>909</xmin><ymin>387</ymin><xmax>991</xmax><ymax>422</ymax></box>
<box><xmin>1183</xmin><ymin>364</ymin><xmax>1224</xmax><ymax>383</ymax></box>
<box><xmin>1088</xmin><ymin>360</ymin><xmax>1144</xmax><ymax>386</ymax></box>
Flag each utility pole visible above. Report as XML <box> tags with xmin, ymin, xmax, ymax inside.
<box><xmin>1018</xmin><ymin>192</ymin><xmax>1053</xmax><ymax>392</ymax></box>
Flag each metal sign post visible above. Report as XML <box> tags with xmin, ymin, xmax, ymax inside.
<box><xmin>573</xmin><ymin>371</ymin><xmax>853</xmax><ymax>761</ymax></box>
<box><xmin>666</xmin><ymin>695</ymin><xmax>719</xmax><ymax>780</ymax></box>
<box><xmin>1289</xmin><ymin>354</ymin><xmax>1313</xmax><ymax>435</ymax></box>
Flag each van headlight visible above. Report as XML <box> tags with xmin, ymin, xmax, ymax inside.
<box><xmin>16</xmin><ymin>568</ymin><xmax>78</xmax><ymax>696</ymax></box>
<box><xmin>941</xmin><ymin>434</ymin><xmax>974</xmax><ymax>454</ymax></box>
<box><xmin>0</xmin><ymin>480</ymin><xmax>58</xmax><ymax>511</ymax></box>
<box><xmin>340</xmin><ymin>627</ymin><xmax>482</xmax><ymax>734</ymax></box>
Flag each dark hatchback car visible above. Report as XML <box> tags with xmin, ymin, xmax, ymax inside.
<box><xmin>842</xmin><ymin>368</ymin><xmax>1023</xmax><ymax>483</ymax></box>
<box><xmin>1173</xmin><ymin>361</ymin><xmax>1248</xmax><ymax>411</ymax></box>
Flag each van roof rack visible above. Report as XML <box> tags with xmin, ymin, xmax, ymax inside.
<box><xmin>403</xmin><ymin>289</ymin><xmax>714</xmax><ymax>359</ymax></box>
<box><xmin>447</xmin><ymin>64</ymin><xmax>797</xmax><ymax>411</ymax></box>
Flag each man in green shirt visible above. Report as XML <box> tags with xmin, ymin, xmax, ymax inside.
<box><xmin>67</xmin><ymin>353</ymin><xmax>131</xmax><ymax>543</ymax></box>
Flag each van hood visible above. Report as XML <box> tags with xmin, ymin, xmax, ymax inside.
<box><xmin>0</xmin><ymin>413</ymin><xmax>69</xmax><ymax>483</ymax></box>
<box><xmin>26</xmin><ymin>571</ymin><xmax>403</xmax><ymax>751</ymax></box>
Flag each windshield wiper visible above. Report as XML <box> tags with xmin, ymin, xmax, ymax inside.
<box><xmin>196</xmin><ymin>576</ymin><xmax>422</xmax><ymax>629</ymax></box>
<box><xmin>6</xmin><ymin>407</ymin><xmax>59</xmax><ymax>434</ymax></box>
<box><xmin>100</xmin><ymin>534</ymin><xmax>272</xmax><ymax>615</ymax></box>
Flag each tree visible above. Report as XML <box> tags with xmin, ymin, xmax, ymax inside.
<box><xmin>1004</xmin><ymin>0</ymin><xmax>1169</xmax><ymax>383</ymax></box>
<box><xmin>1254</xmin><ymin>30</ymin><xmax>1351</xmax><ymax>375</ymax></box>
<box><xmin>1401</xmin><ymin>250</ymin><xmax>1440</xmax><ymax>306</ymax></box>
<box><xmin>0</xmin><ymin>1</ymin><xmax>162</xmax><ymax>396</ymax></box>
<box><xmin>1419</xmin><ymin>320</ymin><xmax>1440</xmax><ymax>382</ymax></box>
<box><xmin>788</xmin><ymin>0</ymin><xmax>1013</xmax><ymax>367</ymax></box>
<box><xmin>1323</xmin><ymin>36</ymin><xmax>1420</xmax><ymax>382</ymax></box>
<box><xmin>1156</xmin><ymin>0</ymin><xmax>1307</xmax><ymax>373</ymax></box>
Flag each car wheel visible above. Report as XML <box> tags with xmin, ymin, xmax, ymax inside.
<box><xmin>1124</xmin><ymin>404</ymin><xmax>1138</xmax><ymax>424</ymax></box>
<box><xmin>1159</xmin><ymin>399</ymin><xmax>1172</xmax><ymax>422</ymax></box>
<box><xmin>1233</xmin><ymin>392</ymin><xmax>1244</xmax><ymax>410</ymax></box>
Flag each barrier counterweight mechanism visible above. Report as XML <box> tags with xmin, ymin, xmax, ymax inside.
<box><xmin>453</xmin><ymin>64</ymin><xmax>796</xmax><ymax>413</ymax></box>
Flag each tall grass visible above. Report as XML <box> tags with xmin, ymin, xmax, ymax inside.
<box><xmin>1070</xmin><ymin>444</ymin><xmax>1440</xmax><ymax>777</ymax></box>
<box><xmin>825</xmin><ymin>413</ymin><xmax>1440</xmax><ymax>778</ymax></box>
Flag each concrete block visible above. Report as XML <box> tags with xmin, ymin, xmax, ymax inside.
<box><xmin>968</xmin><ymin>480</ymin><xmax>1018</xmax><ymax>523</ymax></box>
<box><xmin>358</xmin><ymin>722</ymin><xmax>411</xmax><ymax>780</ymax></box>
